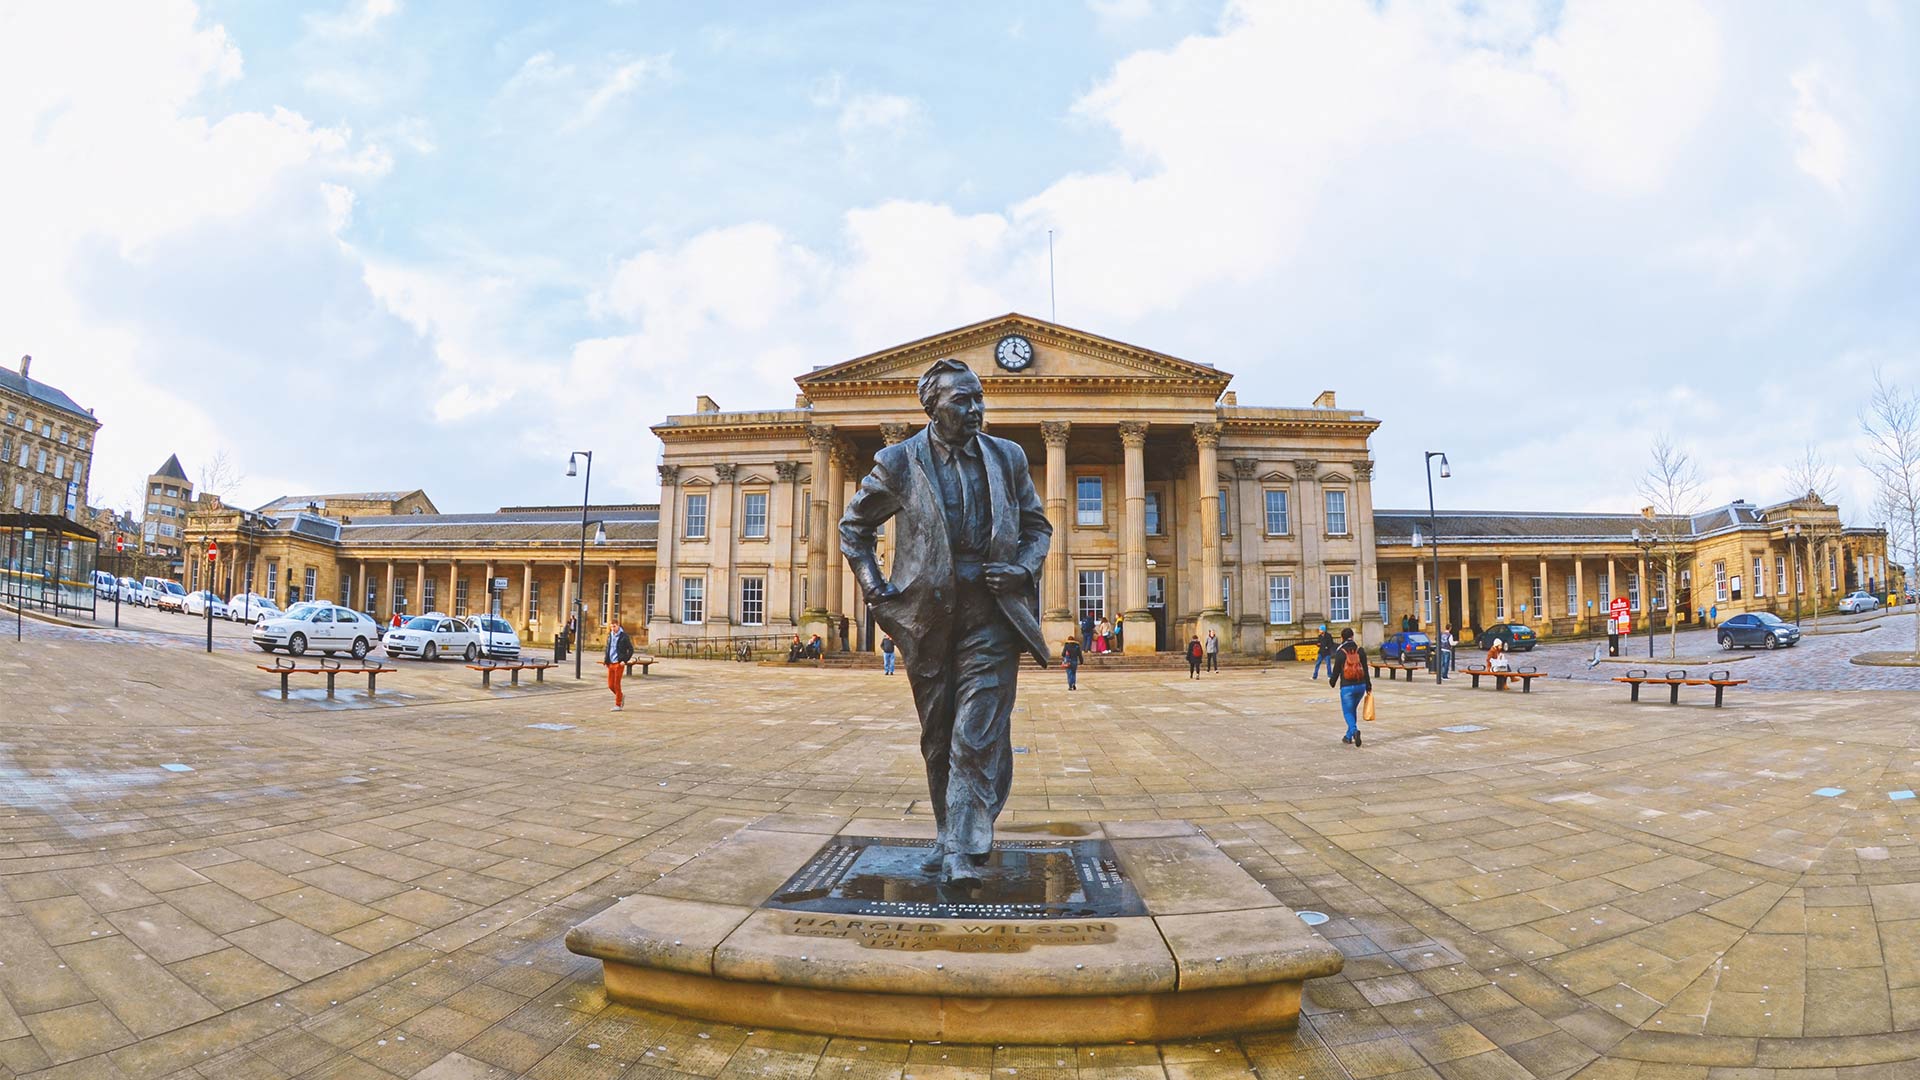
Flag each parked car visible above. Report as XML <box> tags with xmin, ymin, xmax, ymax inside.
<box><xmin>1380</xmin><ymin>631</ymin><xmax>1432</xmax><ymax>663</ymax></box>
<box><xmin>1717</xmin><ymin>612</ymin><xmax>1801</xmax><ymax>650</ymax></box>
<box><xmin>119</xmin><ymin>577</ymin><xmax>152</xmax><ymax>606</ymax></box>
<box><xmin>464</xmin><ymin>614</ymin><xmax>521</xmax><ymax>660</ymax></box>
<box><xmin>1474</xmin><ymin>623</ymin><xmax>1537</xmax><ymax>651</ymax></box>
<box><xmin>358</xmin><ymin>612</ymin><xmax>387</xmax><ymax>640</ymax></box>
<box><xmin>383</xmin><ymin>613</ymin><xmax>481</xmax><ymax>661</ymax></box>
<box><xmin>92</xmin><ymin>570</ymin><xmax>119</xmax><ymax>599</ymax></box>
<box><xmin>226</xmin><ymin>593</ymin><xmax>280</xmax><ymax>622</ymax></box>
<box><xmin>182</xmin><ymin>590</ymin><xmax>229</xmax><ymax>619</ymax></box>
<box><xmin>253</xmin><ymin>604</ymin><xmax>381</xmax><ymax>659</ymax></box>
<box><xmin>148</xmin><ymin>578</ymin><xmax>189</xmax><ymax>613</ymax></box>
<box><xmin>1837</xmin><ymin>591</ymin><xmax>1881</xmax><ymax>614</ymax></box>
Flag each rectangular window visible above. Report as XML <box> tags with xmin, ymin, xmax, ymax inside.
<box><xmin>599</xmin><ymin>578</ymin><xmax>611</xmax><ymax>623</ymax></box>
<box><xmin>742</xmin><ymin>492</ymin><xmax>769</xmax><ymax>538</ymax></box>
<box><xmin>1222</xmin><ymin>574</ymin><xmax>1231</xmax><ymax>609</ymax></box>
<box><xmin>1566</xmin><ymin>577</ymin><xmax>1577</xmax><ymax>614</ymax></box>
<box><xmin>36</xmin><ymin>448</ymin><xmax>46</xmax><ymax>472</ymax></box>
<box><xmin>1218</xmin><ymin>488</ymin><xmax>1230</xmax><ymax>537</ymax></box>
<box><xmin>1495</xmin><ymin>578</ymin><xmax>1505</xmax><ymax>619</ymax></box>
<box><xmin>1264</xmin><ymin>489</ymin><xmax>1289</xmax><ymax>535</ymax></box>
<box><xmin>1751</xmin><ymin>556</ymin><xmax>1764</xmax><ymax>598</ymax></box>
<box><xmin>684</xmin><ymin>493</ymin><xmax>708</xmax><ymax>538</ymax></box>
<box><xmin>1076</xmin><ymin>570</ymin><xmax>1106</xmax><ymax>622</ymax></box>
<box><xmin>1827</xmin><ymin>550</ymin><xmax>1837</xmax><ymax>590</ymax></box>
<box><xmin>1597</xmin><ymin>572</ymin><xmax>1610</xmax><ymax>604</ymax></box>
<box><xmin>1325</xmin><ymin>490</ymin><xmax>1348</xmax><ymax>535</ymax></box>
<box><xmin>1629</xmin><ymin>572</ymin><xmax>1641</xmax><ymax>612</ymax></box>
<box><xmin>529</xmin><ymin>580</ymin><xmax>540</xmax><ymax>621</ymax></box>
<box><xmin>1143</xmin><ymin>491</ymin><xmax>1162</xmax><ymax>536</ymax></box>
<box><xmin>612</xmin><ymin>582</ymin><xmax>623</xmax><ymax>619</ymax></box>
<box><xmin>741</xmin><ymin>577</ymin><xmax>765</xmax><ymax>626</ymax></box>
<box><xmin>799</xmin><ymin>488</ymin><xmax>810</xmax><ymax>537</ymax></box>
<box><xmin>1531</xmin><ymin>576</ymin><xmax>1543</xmax><ymax>619</ymax></box>
<box><xmin>1423</xmin><ymin>578</ymin><xmax>1434</xmax><ymax>623</ymax></box>
<box><xmin>1654</xmin><ymin>570</ymin><xmax>1666</xmax><ymax>610</ymax></box>
<box><xmin>1730</xmin><ymin>574</ymin><xmax>1743</xmax><ymax>601</ymax></box>
<box><xmin>54</xmin><ymin>456</ymin><xmax>63</xmax><ymax>480</ymax></box>
<box><xmin>267</xmin><ymin>563</ymin><xmax>279</xmax><ymax>605</ymax></box>
<box><xmin>1377</xmin><ymin>579</ymin><xmax>1389</xmax><ymax>623</ymax></box>
<box><xmin>1267</xmin><ymin>575</ymin><xmax>1293</xmax><ymax>625</ymax></box>
<box><xmin>1076</xmin><ymin>477</ymin><xmax>1103</xmax><ymax>526</ymax></box>
<box><xmin>1714</xmin><ymin>560</ymin><xmax>1727</xmax><ymax>603</ymax></box>
<box><xmin>190</xmin><ymin>560</ymin><xmax>198</xmax><ymax>589</ymax></box>
<box><xmin>455</xmin><ymin>578</ymin><xmax>469</xmax><ymax>616</ymax></box>
<box><xmin>303</xmin><ymin>568</ymin><xmax>317</xmax><ymax>602</ymax></box>
<box><xmin>424</xmin><ymin>578</ymin><xmax>437</xmax><ymax>612</ymax></box>
<box><xmin>1328</xmin><ymin>573</ymin><xmax>1351</xmax><ymax>623</ymax></box>
<box><xmin>1776</xmin><ymin>555</ymin><xmax>1787</xmax><ymax>595</ymax></box>
<box><xmin>10</xmin><ymin>483</ymin><xmax>20</xmax><ymax>508</ymax></box>
<box><xmin>338</xmin><ymin>576</ymin><xmax>351</xmax><ymax>606</ymax></box>
<box><xmin>394</xmin><ymin>577</ymin><xmax>408</xmax><ymax>612</ymax></box>
<box><xmin>681</xmin><ymin>577</ymin><xmax>705</xmax><ymax>623</ymax></box>
<box><xmin>366</xmin><ymin>579</ymin><xmax>377</xmax><ymax>612</ymax></box>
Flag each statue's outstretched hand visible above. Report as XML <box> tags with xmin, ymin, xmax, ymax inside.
<box><xmin>984</xmin><ymin>563</ymin><xmax>1030</xmax><ymax>595</ymax></box>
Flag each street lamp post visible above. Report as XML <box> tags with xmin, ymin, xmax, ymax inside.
<box><xmin>567</xmin><ymin>451</ymin><xmax>593</xmax><ymax>680</ymax></box>
<box><xmin>113</xmin><ymin>532</ymin><xmax>124</xmax><ymax>628</ymax></box>
<box><xmin>1423</xmin><ymin>451</ymin><xmax>1450</xmax><ymax>685</ymax></box>
<box><xmin>204</xmin><ymin>537</ymin><xmax>217</xmax><ymax>654</ymax></box>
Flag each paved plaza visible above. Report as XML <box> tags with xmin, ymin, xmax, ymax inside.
<box><xmin>4</xmin><ymin>614</ymin><xmax>1920</xmax><ymax>1078</ymax></box>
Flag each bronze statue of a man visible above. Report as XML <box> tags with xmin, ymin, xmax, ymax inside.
<box><xmin>840</xmin><ymin>358</ymin><xmax>1052</xmax><ymax>885</ymax></box>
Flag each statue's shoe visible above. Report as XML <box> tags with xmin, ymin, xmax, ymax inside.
<box><xmin>941</xmin><ymin>853</ymin><xmax>982</xmax><ymax>887</ymax></box>
<box><xmin>919</xmin><ymin>852</ymin><xmax>944</xmax><ymax>874</ymax></box>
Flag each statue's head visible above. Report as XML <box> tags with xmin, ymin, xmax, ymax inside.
<box><xmin>917</xmin><ymin>358</ymin><xmax>984</xmax><ymax>444</ymax></box>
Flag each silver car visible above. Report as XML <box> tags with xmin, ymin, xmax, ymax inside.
<box><xmin>1837</xmin><ymin>591</ymin><xmax>1881</xmax><ymax>614</ymax></box>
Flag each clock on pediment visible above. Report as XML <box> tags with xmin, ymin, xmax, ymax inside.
<box><xmin>993</xmin><ymin>333</ymin><xmax>1034</xmax><ymax>372</ymax></box>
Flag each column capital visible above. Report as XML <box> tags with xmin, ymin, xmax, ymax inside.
<box><xmin>713</xmin><ymin>463</ymin><xmax>738</xmax><ymax>483</ymax></box>
<box><xmin>879</xmin><ymin>422</ymin><xmax>913</xmax><ymax>445</ymax></box>
<box><xmin>830</xmin><ymin>441</ymin><xmax>858</xmax><ymax>469</ymax></box>
<box><xmin>1293</xmin><ymin>457</ymin><xmax>1320</xmax><ymax>479</ymax></box>
<box><xmin>1232</xmin><ymin>457</ymin><xmax>1257</xmax><ymax>479</ymax></box>
<box><xmin>657</xmin><ymin>464</ymin><xmax>680</xmax><ymax>486</ymax></box>
<box><xmin>1041</xmin><ymin>420</ymin><xmax>1072</xmax><ymax>447</ymax></box>
<box><xmin>806</xmin><ymin>423</ymin><xmax>836</xmax><ymax>451</ymax></box>
<box><xmin>1192</xmin><ymin>422</ymin><xmax>1220</xmax><ymax>448</ymax></box>
<box><xmin>774</xmin><ymin>461</ymin><xmax>802</xmax><ymax>481</ymax></box>
<box><xmin>1354</xmin><ymin>460</ymin><xmax>1374</xmax><ymax>481</ymax></box>
<box><xmin>1118</xmin><ymin>421</ymin><xmax>1150</xmax><ymax>449</ymax></box>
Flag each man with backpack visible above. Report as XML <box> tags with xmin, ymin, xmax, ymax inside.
<box><xmin>1310</xmin><ymin>626</ymin><xmax>1336</xmax><ymax>679</ymax></box>
<box><xmin>1328</xmin><ymin>627</ymin><xmax>1371</xmax><ymax>748</ymax></box>
<box><xmin>1186</xmin><ymin>635</ymin><xmax>1204</xmax><ymax>678</ymax></box>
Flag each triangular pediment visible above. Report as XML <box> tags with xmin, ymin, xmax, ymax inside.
<box><xmin>796</xmin><ymin>314</ymin><xmax>1233</xmax><ymax>394</ymax></box>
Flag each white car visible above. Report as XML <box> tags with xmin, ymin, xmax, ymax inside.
<box><xmin>383</xmin><ymin>612</ymin><xmax>482</xmax><ymax>662</ymax></box>
<box><xmin>149</xmin><ymin>579</ymin><xmax>189</xmax><ymax>613</ymax></box>
<box><xmin>118</xmin><ymin>577</ymin><xmax>152</xmax><ymax>606</ymax></box>
<box><xmin>253</xmin><ymin>604</ymin><xmax>382</xmax><ymax>659</ymax></box>
<box><xmin>1837</xmin><ymin>591</ymin><xmax>1882</xmax><ymax>614</ymax></box>
<box><xmin>227</xmin><ymin>593</ymin><xmax>280</xmax><ymax>622</ymax></box>
<box><xmin>182</xmin><ymin>590</ymin><xmax>229</xmax><ymax>619</ymax></box>
<box><xmin>465</xmin><ymin>615</ymin><xmax>521</xmax><ymax>660</ymax></box>
<box><xmin>92</xmin><ymin>570</ymin><xmax>120</xmax><ymax>599</ymax></box>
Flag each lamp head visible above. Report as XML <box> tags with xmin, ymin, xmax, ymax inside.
<box><xmin>1438</xmin><ymin>453</ymin><xmax>1450</xmax><ymax>479</ymax></box>
<box><xmin>1631</xmin><ymin>527</ymin><xmax>1641</xmax><ymax>543</ymax></box>
<box><xmin>592</xmin><ymin>522</ymin><xmax>607</xmax><ymax>545</ymax></box>
<box><xmin>566</xmin><ymin>457</ymin><xmax>577</xmax><ymax>477</ymax></box>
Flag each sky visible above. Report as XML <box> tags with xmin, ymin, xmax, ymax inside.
<box><xmin>5</xmin><ymin>0</ymin><xmax>1920</xmax><ymax>524</ymax></box>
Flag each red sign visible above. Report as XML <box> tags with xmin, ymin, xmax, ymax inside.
<box><xmin>114</xmin><ymin>536</ymin><xmax>125</xmax><ymax>553</ymax></box>
<box><xmin>206</xmin><ymin>540</ymin><xmax>219</xmax><ymax>561</ymax></box>
<box><xmin>1609</xmin><ymin>597</ymin><xmax>1629</xmax><ymax>618</ymax></box>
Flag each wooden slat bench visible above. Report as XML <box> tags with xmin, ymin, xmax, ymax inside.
<box><xmin>1369</xmin><ymin>659</ymin><xmax>1427</xmax><ymax>681</ymax></box>
<box><xmin>624</xmin><ymin>654</ymin><xmax>656</xmax><ymax>676</ymax></box>
<box><xmin>1613</xmin><ymin>668</ymin><xmax>1747</xmax><ymax>707</ymax></box>
<box><xmin>258</xmin><ymin>656</ymin><xmax>393</xmax><ymax>700</ymax></box>
<box><xmin>468</xmin><ymin>662</ymin><xmax>559</xmax><ymax>689</ymax></box>
<box><xmin>1461</xmin><ymin>666</ymin><xmax>1544</xmax><ymax>692</ymax></box>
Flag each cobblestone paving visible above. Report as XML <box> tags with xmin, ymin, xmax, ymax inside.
<box><xmin>4</xmin><ymin>619</ymin><xmax>1920</xmax><ymax>1079</ymax></box>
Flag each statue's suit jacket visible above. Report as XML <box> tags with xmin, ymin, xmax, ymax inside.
<box><xmin>840</xmin><ymin>428</ymin><xmax>1052</xmax><ymax>676</ymax></box>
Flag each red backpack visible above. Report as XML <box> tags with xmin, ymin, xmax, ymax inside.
<box><xmin>1340</xmin><ymin>644</ymin><xmax>1364</xmax><ymax>682</ymax></box>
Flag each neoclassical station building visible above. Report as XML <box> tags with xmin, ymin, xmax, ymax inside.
<box><xmin>177</xmin><ymin>315</ymin><xmax>1897</xmax><ymax>656</ymax></box>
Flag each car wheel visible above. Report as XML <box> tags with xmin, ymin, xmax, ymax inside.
<box><xmin>288</xmin><ymin>633</ymin><xmax>307</xmax><ymax>657</ymax></box>
<box><xmin>1764</xmin><ymin>637</ymin><xmax>1777</xmax><ymax>650</ymax></box>
<box><xmin>351</xmin><ymin>637</ymin><xmax>368</xmax><ymax>660</ymax></box>
<box><xmin>423</xmin><ymin>642</ymin><xmax>438</xmax><ymax>662</ymax></box>
<box><xmin>463</xmin><ymin>643</ymin><xmax>478</xmax><ymax>662</ymax></box>
<box><xmin>1719</xmin><ymin>634</ymin><xmax>1732</xmax><ymax>650</ymax></box>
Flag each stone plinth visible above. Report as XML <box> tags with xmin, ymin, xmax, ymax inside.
<box><xmin>566</xmin><ymin>817</ymin><xmax>1342</xmax><ymax>1043</ymax></box>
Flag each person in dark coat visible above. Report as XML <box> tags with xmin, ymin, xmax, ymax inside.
<box><xmin>1061</xmin><ymin>637</ymin><xmax>1082</xmax><ymax>690</ymax></box>
<box><xmin>1310</xmin><ymin>627</ymin><xmax>1336</xmax><ymax>679</ymax></box>
<box><xmin>881</xmin><ymin>634</ymin><xmax>896</xmax><ymax>675</ymax></box>
<box><xmin>1186</xmin><ymin>635</ymin><xmax>1204</xmax><ymax>678</ymax></box>
<box><xmin>603</xmin><ymin>621</ymin><xmax>634</xmax><ymax>711</ymax></box>
<box><xmin>840</xmin><ymin>359</ymin><xmax>1051</xmax><ymax>886</ymax></box>
<box><xmin>1329</xmin><ymin>628</ymin><xmax>1371</xmax><ymax>747</ymax></box>
<box><xmin>1081</xmin><ymin>613</ymin><xmax>1094</xmax><ymax>650</ymax></box>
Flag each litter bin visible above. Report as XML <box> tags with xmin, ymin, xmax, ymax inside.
<box><xmin>554</xmin><ymin>630</ymin><xmax>568</xmax><ymax>663</ymax></box>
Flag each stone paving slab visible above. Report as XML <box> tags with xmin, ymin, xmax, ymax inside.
<box><xmin>5</xmin><ymin>616</ymin><xmax>1920</xmax><ymax>1076</ymax></box>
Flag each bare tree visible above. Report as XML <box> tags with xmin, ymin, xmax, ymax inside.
<box><xmin>1781</xmin><ymin>443</ymin><xmax>1841</xmax><ymax>631</ymax></box>
<box><xmin>1638</xmin><ymin>435</ymin><xmax>1704</xmax><ymax>660</ymax></box>
<box><xmin>1861</xmin><ymin>369</ymin><xmax>1920</xmax><ymax>660</ymax></box>
<box><xmin>197</xmin><ymin>451</ymin><xmax>244</xmax><ymax>504</ymax></box>
<box><xmin>1783</xmin><ymin>443</ymin><xmax>1836</xmax><ymax>505</ymax></box>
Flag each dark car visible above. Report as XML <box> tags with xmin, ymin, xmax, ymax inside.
<box><xmin>1475</xmin><ymin>623</ymin><xmax>1537</xmax><ymax>651</ymax></box>
<box><xmin>1381</xmin><ymin>631</ymin><xmax>1432</xmax><ymax>662</ymax></box>
<box><xmin>1718</xmin><ymin>612</ymin><xmax>1800</xmax><ymax>650</ymax></box>
<box><xmin>359</xmin><ymin>612</ymin><xmax>386</xmax><ymax>640</ymax></box>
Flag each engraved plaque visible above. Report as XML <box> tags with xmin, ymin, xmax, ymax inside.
<box><xmin>765</xmin><ymin>835</ymin><xmax>1146</xmax><ymax>920</ymax></box>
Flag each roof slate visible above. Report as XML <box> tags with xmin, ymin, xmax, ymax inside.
<box><xmin>0</xmin><ymin>366</ymin><xmax>93</xmax><ymax>421</ymax></box>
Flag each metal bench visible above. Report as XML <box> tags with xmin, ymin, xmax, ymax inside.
<box><xmin>624</xmin><ymin>654</ymin><xmax>656</xmax><ymax>676</ymax></box>
<box><xmin>258</xmin><ymin>656</ymin><xmax>393</xmax><ymax>699</ymax></box>
<box><xmin>1460</xmin><ymin>665</ymin><xmax>1543</xmax><ymax>692</ymax></box>
<box><xmin>1613</xmin><ymin>668</ymin><xmax>1747</xmax><ymax>707</ymax></box>
<box><xmin>1369</xmin><ymin>659</ymin><xmax>1427</xmax><ymax>681</ymax></box>
<box><xmin>467</xmin><ymin>662</ymin><xmax>560</xmax><ymax>689</ymax></box>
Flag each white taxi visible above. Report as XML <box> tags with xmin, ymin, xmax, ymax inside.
<box><xmin>253</xmin><ymin>604</ymin><xmax>382</xmax><ymax>659</ymax></box>
<box><xmin>382</xmin><ymin>612</ymin><xmax>481</xmax><ymax>662</ymax></box>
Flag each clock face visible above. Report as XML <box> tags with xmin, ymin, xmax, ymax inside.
<box><xmin>994</xmin><ymin>334</ymin><xmax>1034</xmax><ymax>371</ymax></box>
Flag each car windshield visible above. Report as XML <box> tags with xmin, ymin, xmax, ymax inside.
<box><xmin>161</xmin><ymin>582</ymin><xmax>186</xmax><ymax>595</ymax></box>
<box><xmin>405</xmin><ymin>616</ymin><xmax>439</xmax><ymax>630</ymax></box>
<box><xmin>1754</xmin><ymin>612</ymin><xmax>1785</xmax><ymax>625</ymax></box>
<box><xmin>471</xmin><ymin>618</ymin><xmax>510</xmax><ymax>633</ymax></box>
<box><xmin>284</xmin><ymin>602</ymin><xmax>321</xmax><ymax>619</ymax></box>
<box><xmin>1508</xmin><ymin>625</ymin><xmax>1533</xmax><ymax>634</ymax></box>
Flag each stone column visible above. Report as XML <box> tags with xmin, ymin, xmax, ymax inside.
<box><xmin>1574</xmin><ymin>558</ymin><xmax>1585</xmax><ymax>631</ymax></box>
<box><xmin>1041</xmin><ymin>421</ymin><xmax>1072</xmax><ymax>623</ymax></box>
<box><xmin>415</xmin><ymin>561</ymin><xmax>426</xmax><ymax>615</ymax></box>
<box><xmin>1352</xmin><ymin>460</ymin><xmax>1382</xmax><ymax>645</ymax></box>
<box><xmin>1500</xmin><ymin>557</ymin><xmax>1511</xmax><ymax>623</ymax></box>
<box><xmin>606</xmin><ymin>562</ymin><xmax>618</xmax><ymax>630</ymax></box>
<box><xmin>712</xmin><ymin>463</ymin><xmax>737</xmax><ymax>627</ymax></box>
<box><xmin>1194</xmin><ymin>424</ymin><xmax>1222</xmax><ymax>615</ymax></box>
<box><xmin>384</xmin><ymin>560</ymin><xmax>395</xmax><ymax>617</ymax></box>
<box><xmin>1295</xmin><ymin>459</ymin><xmax>1325</xmax><ymax>625</ymax></box>
<box><xmin>1605</xmin><ymin>557</ymin><xmax>1617</xmax><ymax>622</ymax></box>
<box><xmin>1538</xmin><ymin>557</ymin><xmax>1550</xmax><ymax>622</ymax></box>
<box><xmin>483</xmin><ymin>561</ymin><xmax>494</xmax><ymax>617</ymax></box>
<box><xmin>1233</xmin><ymin>457</ymin><xmax>1260</xmax><ymax>649</ymax></box>
<box><xmin>803</xmin><ymin>426</ymin><xmax>833</xmax><ymax>631</ymax></box>
<box><xmin>772</xmin><ymin>461</ymin><xmax>800</xmax><ymax>626</ymax></box>
<box><xmin>1637</xmin><ymin>555</ymin><xmax>1647</xmax><ymax>618</ymax></box>
<box><xmin>651</xmin><ymin>464</ymin><xmax>679</xmax><ymax>644</ymax></box>
<box><xmin>1118</xmin><ymin>422</ymin><xmax>1154</xmax><ymax>653</ymax></box>
<box><xmin>562</xmin><ymin>562</ymin><xmax>573</xmax><ymax>635</ymax></box>
<box><xmin>1458</xmin><ymin>558</ymin><xmax>1469</xmax><ymax>631</ymax></box>
<box><xmin>520</xmin><ymin>561</ymin><xmax>532</xmax><ymax>633</ymax></box>
<box><xmin>827</xmin><ymin>441</ymin><xmax>853</xmax><ymax>642</ymax></box>
<box><xmin>1414</xmin><ymin>559</ymin><xmax>1427</xmax><ymax>632</ymax></box>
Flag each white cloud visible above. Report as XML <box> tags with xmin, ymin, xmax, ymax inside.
<box><xmin>568</xmin><ymin>54</ymin><xmax>673</xmax><ymax>131</ymax></box>
<box><xmin>1790</xmin><ymin>65</ymin><xmax>1853</xmax><ymax>196</ymax></box>
<box><xmin>305</xmin><ymin>0</ymin><xmax>400</xmax><ymax>38</ymax></box>
<box><xmin>837</xmin><ymin>92</ymin><xmax>921</xmax><ymax>139</ymax></box>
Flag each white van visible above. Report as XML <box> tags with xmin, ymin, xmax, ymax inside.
<box><xmin>92</xmin><ymin>570</ymin><xmax>119</xmax><ymax>599</ymax></box>
<box><xmin>144</xmin><ymin>577</ymin><xmax>188</xmax><ymax>612</ymax></box>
